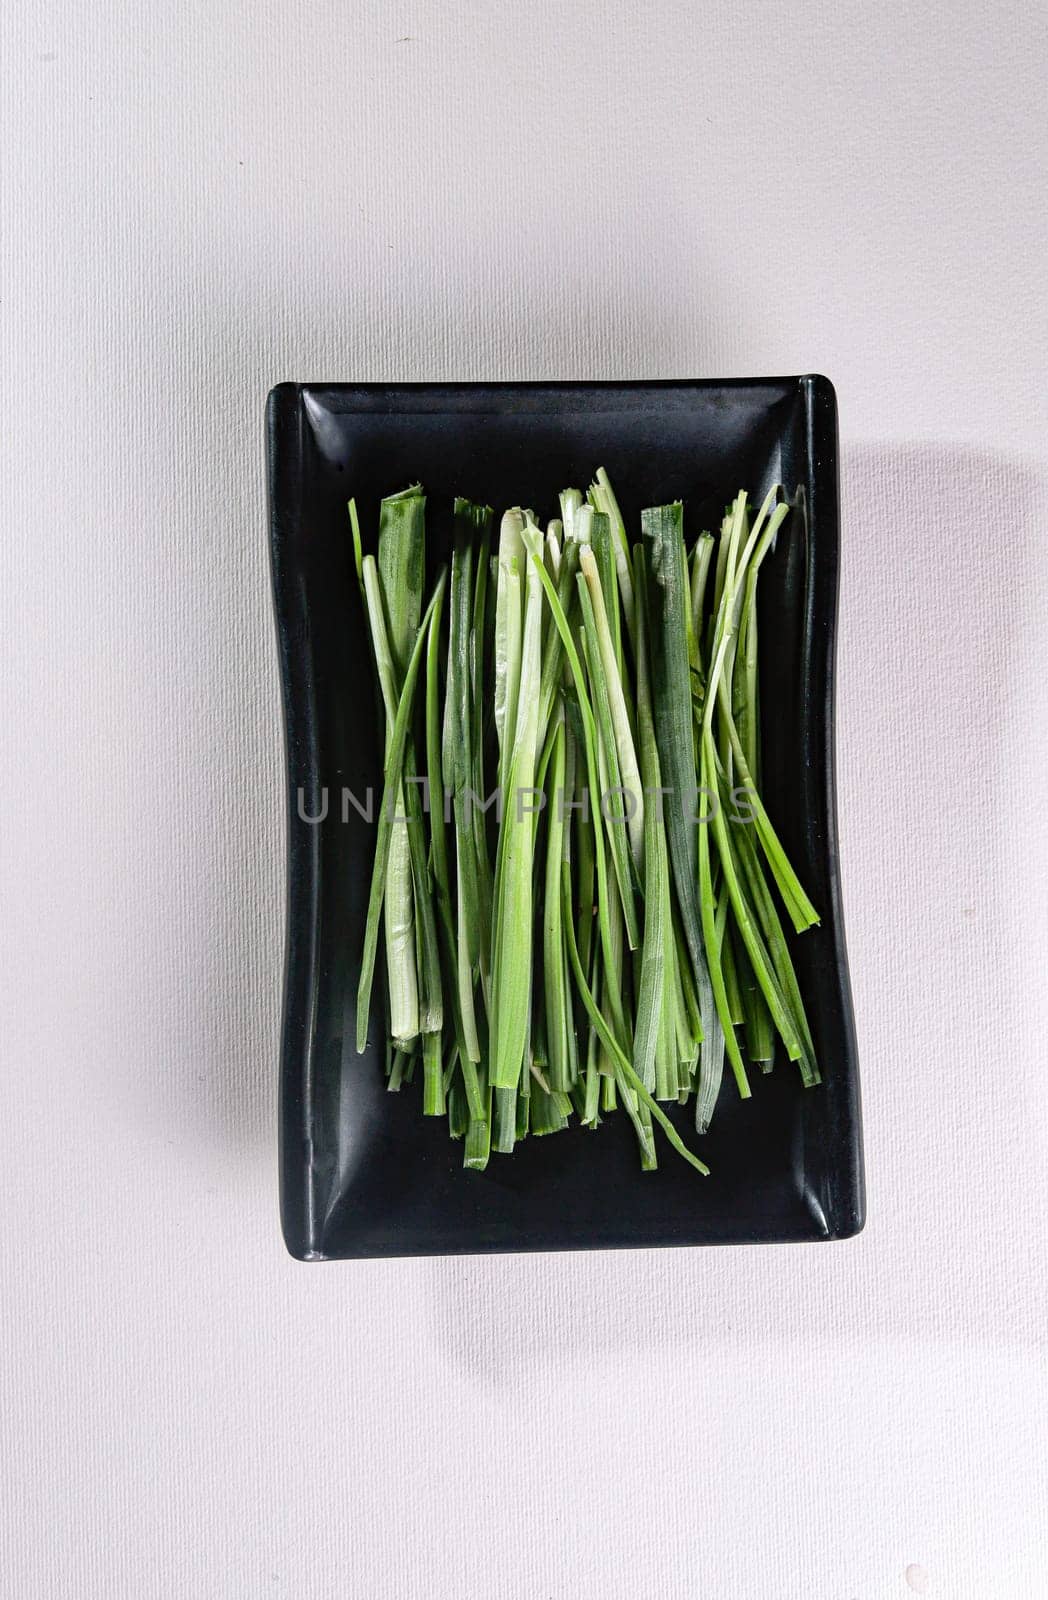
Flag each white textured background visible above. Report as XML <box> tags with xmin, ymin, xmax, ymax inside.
<box><xmin>3</xmin><ymin>2</ymin><xmax>1047</xmax><ymax>1596</ymax></box>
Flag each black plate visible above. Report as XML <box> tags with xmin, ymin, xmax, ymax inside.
<box><xmin>267</xmin><ymin>379</ymin><xmax>864</xmax><ymax>1259</ymax></box>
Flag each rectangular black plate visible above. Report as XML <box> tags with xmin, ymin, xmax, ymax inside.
<box><xmin>267</xmin><ymin>378</ymin><xmax>864</xmax><ymax>1259</ymax></box>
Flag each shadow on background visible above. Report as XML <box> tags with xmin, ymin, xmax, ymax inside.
<box><xmin>425</xmin><ymin>440</ymin><xmax>1048</xmax><ymax>1369</ymax></box>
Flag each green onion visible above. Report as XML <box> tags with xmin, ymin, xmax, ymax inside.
<box><xmin>641</xmin><ymin>502</ymin><xmax>703</xmax><ymax>970</ymax></box>
<box><xmin>376</xmin><ymin>492</ymin><xmax>432</xmax><ymax>1041</ymax></box>
<box><xmin>359</xmin><ymin>554</ymin><xmax>419</xmax><ymax>1044</ymax></box>
<box><xmin>494</xmin><ymin>509</ymin><xmax>525</xmax><ymax>773</ymax></box>
<box><xmin>350</xmin><ymin>467</ymin><xmax>823</xmax><ymax>1173</ymax></box>
<box><xmin>488</xmin><ymin>514</ymin><xmax>545</xmax><ymax>1090</ymax></box>
<box><xmin>427</xmin><ymin>583</ymin><xmax>485</xmax><ymax>1119</ymax></box>
<box><xmin>443</xmin><ymin>508</ymin><xmax>487</xmax><ymax>1095</ymax></box>
<box><xmin>579</xmin><ymin>540</ymin><xmax>644</xmax><ymax>870</ymax></box>
<box><xmin>641</xmin><ymin>500</ymin><xmax>727</xmax><ymax>1112</ymax></box>
<box><xmin>356</xmin><ymin>571</ymin><xmax>447</xmax><ymax>1054</ymax></box>
<box><xmin>542</xmin><ymin>709</ymin><xmax>573</xmax><ymax>1094</ymax></box>
<box><xmin>561</xmin><ymin>863</ymin><xmax>708</xmax><ymax>1176</ymax></box>
<box><xmin>577</xmin><ymin>587</ymin><xmax>640</xmax><ymax>948</ymax></box>
<box><xmin>532</xmin><ymin>554</ymin><xmax>629</xmax><ymax>1046</ymax></box>
<box><xmin>589</xmin><ymin>466</ymin><xmax>635</xmax><ymax>640</ymax></box>
<box><xmin>630</xmin><ymin>551</ymin><xmax>666</xmax><ymax>1095</ymax></box>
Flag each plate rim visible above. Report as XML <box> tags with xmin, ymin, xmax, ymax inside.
<box><xmin>266</xmin><ymin>375</ymin><xmax>864</xmax><ymax>1260</ymax></box>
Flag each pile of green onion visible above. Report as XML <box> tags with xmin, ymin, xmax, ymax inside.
<box><xmin>350</xmin><ymin>472</ymin><xmax>820</xmax><ymax>1174</ymax></box>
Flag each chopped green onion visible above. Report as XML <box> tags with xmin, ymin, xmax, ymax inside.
<box><xmin>350</xmin><ymin>467</ymin><xmax>822</xmax><ymax>1173</ymax></box>
<box><xmin>356</xmin><ymin>572</ymin><xmax>447</xmax><ymax>1054</ymax></box>
<box><xmin>488</xmin><ymin>515</ymin><xmax>545</xmax><ymax>1090</ymax></box>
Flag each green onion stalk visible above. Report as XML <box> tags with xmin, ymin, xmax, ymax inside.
<box><xmin>350</xmin><ymin>469</ymin><xmax>822</xmax><ymax>1175</ymax></box>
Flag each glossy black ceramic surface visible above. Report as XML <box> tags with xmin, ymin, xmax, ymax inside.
<box><xmin>267</xmin><ymin>379</ymin><xmax>863</xmax><ymax>1259</ymax></box>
